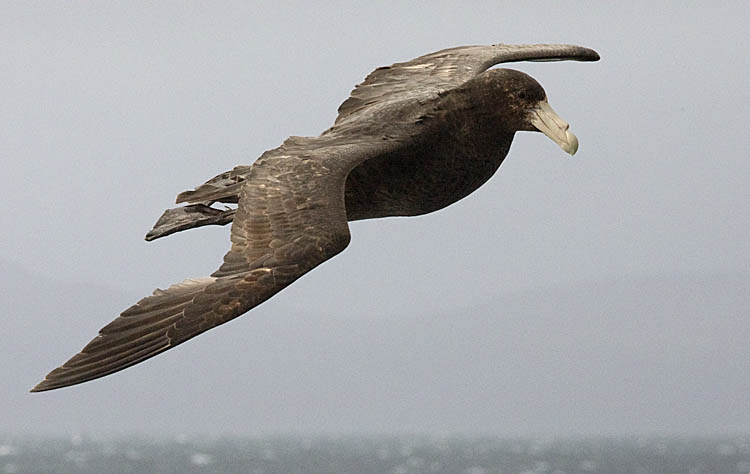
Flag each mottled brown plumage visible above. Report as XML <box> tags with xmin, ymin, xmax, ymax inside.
<box><xmin>32</xmin><ymin>43</ymin><xmax>599</xmax><ymax>392</ymax></box>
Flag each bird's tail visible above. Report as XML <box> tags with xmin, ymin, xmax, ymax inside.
<box><xmin>145</xmin><ymin>204</ymin><xmax>236</xmax><ymax>241</ymax></box>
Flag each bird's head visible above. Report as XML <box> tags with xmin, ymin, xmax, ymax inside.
<box><xmin>465</xmin><ymin>68</ymin><xmax>580</xmax><ymax>155</ymax></box>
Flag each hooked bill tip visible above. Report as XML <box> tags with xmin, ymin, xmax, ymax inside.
<box><xmin>563</xmin><ymin>131</ymin><xmax>579</xmax><ymax>155</ymax></box>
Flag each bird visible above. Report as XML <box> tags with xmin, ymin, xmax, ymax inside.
<box><xmin>31</xmin><ymin>43</ymin><xmax>599</xmax><ymax>392</ymax></box>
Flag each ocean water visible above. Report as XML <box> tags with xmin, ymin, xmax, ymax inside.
<box><xmin>1</xmin><ymin>435</ymin><xmax>749</xmax><ymax>474</ymax></box>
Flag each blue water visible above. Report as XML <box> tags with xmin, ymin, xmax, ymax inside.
<box><xmin>2</xmin><ymin>435</ymin><xmax>749</xmax><ymax>474</ymax></box>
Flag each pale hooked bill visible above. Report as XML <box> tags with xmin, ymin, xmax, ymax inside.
<box><xmin>529</xmin><ymin>100</ymin><xmax>579</xmax><ymax>155</ymax></box>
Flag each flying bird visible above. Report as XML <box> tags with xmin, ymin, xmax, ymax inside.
<box><xmin>32</xmin><ymin>43</ymin><xmax>599</xmax><ymax>392</ymax></box>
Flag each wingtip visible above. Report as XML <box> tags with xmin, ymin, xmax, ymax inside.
<box><xmin>30</xmin><ymin>372</ymin><xmax>65</xmax><ymax>392</ymax></box>
<box><xmin>30</xmin><ymin>374</ymin><xmax>88</xmax><ymax>393</ymax></box>
<box><xmin>29</xmin><ymin>381</ymin><xmax>49</xmax><ymax>393</ymax></box>
<box><xmin>566</xmin><ymin>45</ymin><xmax>600</xmax><ymax>62</ymax></box>
<box><xmin>30</xmin><ymin>367</ymin><xmax>79</xmax><ymax>393</ymax></box>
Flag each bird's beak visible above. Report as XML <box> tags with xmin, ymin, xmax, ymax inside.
<box><xmin>528</xmin><ymin>101</ymin><xmax>579</xmax><ymax>155</ymax></box>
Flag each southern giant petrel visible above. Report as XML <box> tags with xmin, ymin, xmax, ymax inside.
<box><xmin>32</xmin><ymin>43</ymin><xmax>599</xmax><ymax>392</ymax></box>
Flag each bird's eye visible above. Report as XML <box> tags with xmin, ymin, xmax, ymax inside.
<box><xmin>517</xmin><ymin>91</ymin><xmax>528</xmax><ymax>100</ymax></box>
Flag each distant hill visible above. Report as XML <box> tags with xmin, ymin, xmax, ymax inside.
<box><xmin>1</xmin><ymin>258</ymin><xmax>134</xmax><ymax>391</ymax></box>
<box><xmin>3</xmin><ymin>257</ymin><xmax>748</xmax><ymax>435</ymax></box>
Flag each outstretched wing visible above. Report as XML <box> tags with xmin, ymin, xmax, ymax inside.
<box><xmin>31</xmin><ymin>141</ymin><xmax>375</xmax><ymax>392</ymax></box>
<box><xmin>334</xmin><ymin>43</ymin><xmax>599</xmax><ymax>125</ymax></box>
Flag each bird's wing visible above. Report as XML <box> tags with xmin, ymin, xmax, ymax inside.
<box><xmin>334</xmin><ymin>43</ymin><xmax>599</xmax><ymax>125</ymax></box>
<box><xmin>31</xmin><ymin>140</ymin><xmax>380</xmax><ymax>392</ymax></box>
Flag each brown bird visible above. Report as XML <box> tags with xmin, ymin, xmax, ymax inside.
<box><xmin>32</xmin><ymin>43</ymin><xmax>599</xmax><ymax>392</ymax></box>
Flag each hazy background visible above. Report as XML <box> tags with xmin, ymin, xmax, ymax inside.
<box><xmin>1</xmin><ymin>2</ymin><xmax>748</xmax><ymax>436</ymax></box>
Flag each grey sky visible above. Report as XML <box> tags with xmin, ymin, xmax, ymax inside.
<box><xmin>2</xmin><ymin>2</ymin><xmax>749</xmax><ymax>435</ymax></box>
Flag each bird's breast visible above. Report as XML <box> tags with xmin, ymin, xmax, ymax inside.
<box><xmin>344</xmin><ymin>129</ymin><xmax>513</xmax><ymax>221</ymax></box>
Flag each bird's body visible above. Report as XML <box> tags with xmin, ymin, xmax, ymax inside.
<box><xmin>345</xmin><ymin>81</ymin><xmax>515</xmax><ymax>220</ymax></box>
<box><xmin>33</xmin><ymin>43</ymin><xmax>599</xmax><ymax>392</ymax></box>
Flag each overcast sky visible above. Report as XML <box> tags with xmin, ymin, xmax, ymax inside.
<box><xmin>2</xmin><ymin>2</ymin><xmax>749</xmax><ymax>436</ymax></box>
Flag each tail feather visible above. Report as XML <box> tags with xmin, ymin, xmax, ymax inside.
<box><xmin>144</xmin><ymin>205</ymin><xmax>236</xmax><ymax>241</ymax></box>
